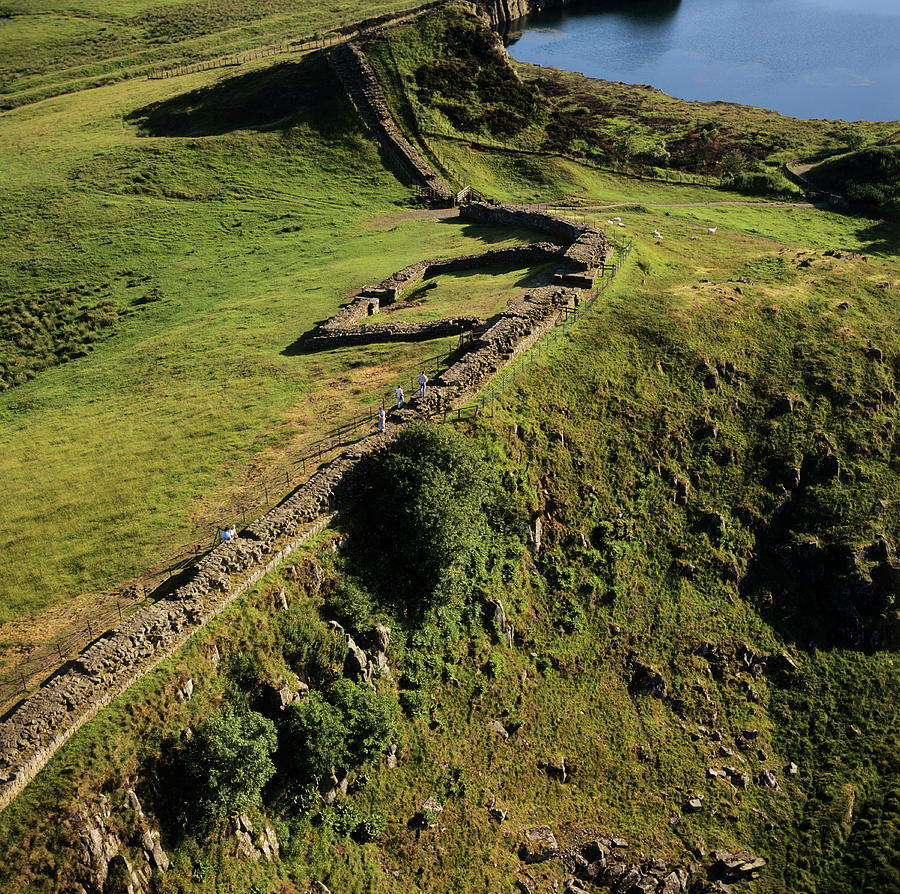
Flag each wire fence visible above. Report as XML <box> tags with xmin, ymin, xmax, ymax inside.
<box><xmin>0</xmin><ymin>339</ymin><xmax>468</xmax><ymax>711</ymax></box>
<box><xmin>420</xmin><ymin>125</ymin><xmax>713</xmax><ymax>188</ymax></box>
<box><xmin>146</xmin><ymin>32</ymin><xmax>350</xmax><ymax>80</ymax></box>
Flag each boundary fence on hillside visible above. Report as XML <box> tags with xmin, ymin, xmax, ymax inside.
<box><xmin>0</xmin><ymin>237</ymin><xmax>632</xmax><ymax>711</ymax></box>
<box><xmin>0</xmin><ymin>340</ymin><xmax>465</xmax><ymax>710</ymax></box>
<box><xmin>147</xmin><ymin>33</ymin><xmax>350</xmax><ymax>79</ymax></box>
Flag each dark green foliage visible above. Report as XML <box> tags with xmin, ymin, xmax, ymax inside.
<box><xmin>322</xmin><ymin>577</ymin><xmax>374</xmax><ymax>632</ymax></box>
<box><xmin>283</xmin><ymin>691</ymin><xmax>349</xmax><ymax>781</ymax></box>
<box><xmin>729</xmin><ymin>170</ymin><xmax>794</xmax><ymax>197</ymax></box>
<box><xmin>0</xmin><ymin>287</ymin><xmax>119</xmax><ymax>388</ymax></box>
<box><xmin>282</xmin><ymin>679</ymin><xmax>396</xmax><ymax>785</ymax></box>
<box><xmin>810</xmin><ymin>146</ymin><xmax>900</xmax><ymax>216</ymax></box>
<box><xmin>349</xmin><ymin>423</ymin><xmax>521</xmax><ymax>612</ymax></box>
<box><xmin>183</xmin><ymin>704</ymin><xmax>277</xmax><ymax>822</ymax></box>
<box><xmin>327</xmin><ymin>678</ymin><xmax>397</xmax><ymax>765</ymax></box>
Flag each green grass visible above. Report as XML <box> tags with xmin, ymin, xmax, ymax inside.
<box><xmin>0</xmin><ymin>5</ymin><xmax>897</xmax><ymax>893</ymax></box>
<box><xmin>0</xmin><ymin>0</ymin><xmax>422</xmax><ymax>108</ymax></box>
<box><xmin>1</xmin><ymin>197</ymin><xmax>895</xmax><ymax>893</ymax></box>
<box><xmin>0</xmin><ymin>53</ymin><xmax>549</xmax><ymax>637</ymax></box>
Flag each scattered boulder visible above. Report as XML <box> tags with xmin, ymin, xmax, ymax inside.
<box><xmin>520</xmin><ymin>825</ymin><xmax>559</xmax><ymax>863</ymax></box>
<box><xmin>373</xmin><ymin>624</ymin><xmax>391</xmax><ymax>652</ymax></box>
<box><xmin>755</xmin><ymin>769</ymin><xmax>780</xmax><ymax>790</ymax></box>
<box><xmin>708</xmin><ymin>850</ymin><xmax>766</xmax><ymax>884</ymax></box>
<box><xmin>486</xmin><ymin>719</ymin><xmax>510</xmax><ymax>742</ymax></box>
<box><xmin>630</xmin><ymin>660</ymin><xmax>668</xmax><ymax>698</ymax></box>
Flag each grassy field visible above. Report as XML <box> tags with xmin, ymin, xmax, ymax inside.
<box><xmin>0</xmin><ymin>51</ymin><xmax>550</xmax><ymax>648</ymax></box>
<box><xmin>0</xmin><ymin>0</ymin><xmax>421</xmax><ymax>109</ymax></box>
<box><xmin>1</xmin><ymin>200</ymin><xmax>896</xmax><ymax>894</ymax></box>
<box><xmin>0</xmin><ymin>3</ymin><xmax>897</xmax><ymax>893</ymax></box>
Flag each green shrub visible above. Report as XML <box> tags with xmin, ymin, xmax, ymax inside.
<box><xmin>282</xmin><ymin>680</ymin><xmax>396</xmax><ymax>786</ymax></box>
<box><xmin>349</xmin><ymin>423</ymin><xmax>520</xmax><ymax>612</ymax></box>
<box><xmin>283</xmin><ymin>691</ymin><xmax>349</xmax><ymax>783</ymax></box>
<box><xmin>184</xmin><ymin>704</ymin><xmax>277</xmax><ymax>822</ymax></box>
<box><xmin>730</xmin><ymin>170</ymin><xmax>794</xmax><ymax>197</ymax></box>
<box><xmin>322</xmin><ymin>577</ymin><xmax>374</xmax><ymax>631</ymax></box>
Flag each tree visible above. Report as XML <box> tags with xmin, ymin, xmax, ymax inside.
<box><xmin>184</xmin><ymin>704</ymin><xmax>277</xmax><ymax>822</ymax></box>
<box><xmin>283</xmin><ymin>691</ymin><xmax>349</xmax><ymax>782</ymax></box>
<box><xmin>328</xmin><ymin>678</ymin><xmax>397</xmax><ymax>765</ymax></box>
<box><xmin>350</xmin><ymin>423</ymin><xmax>514</xmax><ymax>611</ymax></box>
<box><xmin>721</xmin><ymin>148</ymin><xmax>750</xmax><ymax>177</ymax></box>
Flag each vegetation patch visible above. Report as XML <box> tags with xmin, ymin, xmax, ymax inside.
<box><xmin>0</xmin><ymin>285</ymin><xmax>122</xmax><ymax>389</ymax></box>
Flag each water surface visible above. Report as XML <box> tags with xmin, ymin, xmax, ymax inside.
<box><xmin>505</xmin><ymin>0</ymin><xmax>900</xmax><ymax>121</ymax></box>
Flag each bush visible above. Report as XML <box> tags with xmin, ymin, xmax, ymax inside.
<box><xmin>283</xmin><ymin>691</ymin><xmax>349</xmax><ymax>783</ymax></box>
<box><xmin>184</xmin><ymin>704</ymin><xmax>277</xmax><ymax>822</ymax></box>
<box><xmin>730</xmin><ymin>170</ymin><xmax>794</xmax><ymax>197</ymax></box>
<box><xmin>322</xmin><ymin>577</ymin><xmax>374</xmax><ymax>631</ymax></box>
<box><xmin>349</xmin><ymin>423</ymin><xmax>520</xmax><ymax>612</ymax></box>
<box><xmin>282</xmin><ymin>680</ymin><xmax>396</xmax><ymax>786</ymax></box>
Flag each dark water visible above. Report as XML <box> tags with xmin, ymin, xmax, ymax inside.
<box><xmin>505</xmin><ymin>0</ymin><xmax>900</xmax><ymax>122</ymax></box>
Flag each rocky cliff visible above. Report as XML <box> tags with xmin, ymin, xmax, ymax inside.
<box><xmin>479</xmin><ymin>0</ymin><xmax>583</xmax><ymax>26</ymax></box>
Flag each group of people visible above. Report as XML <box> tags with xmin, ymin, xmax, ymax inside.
<box><xmin>377</xmin><ymin>371</ymin><xmax>429</xmax><ymax>432</ymax></box>
<box><xmin>220</xmin><ymin>372</ymin><xmax>428</xmax><ymax>545</ymax></box>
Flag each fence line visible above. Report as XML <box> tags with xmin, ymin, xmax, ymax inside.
<box><xmin>0</xmin><ymin>340</ymin><xmax>467</xmax><ymax>710</ymax></box>
<box><xmin>446</xmin><ymin>238</ymin><xmax>633</xmax><ymax>423</ymax></box>
<box><xmin>146</xmin><ymin>33</ymin><xmax>349</xmax><ymax>80</ymax></box>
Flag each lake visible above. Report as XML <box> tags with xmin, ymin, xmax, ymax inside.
<box><xmin>504</xmin><ymin>0</ymin><xmax>900</xmax><ymax>122</ymax></box>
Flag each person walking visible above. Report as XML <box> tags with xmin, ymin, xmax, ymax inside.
<box><xmin>418</xmin><ymin>371</ymin><xmax>428</xmax><ymax>397</ymax></box>
<box><xmin>396</xmin><ymin>385</ymin><xmax>404</xmax><ymax>409</ymax></box>
<box><xmin>377</xmin><ymin>407</ymin><xmax>386</xmax><ymax>432</ymax></box>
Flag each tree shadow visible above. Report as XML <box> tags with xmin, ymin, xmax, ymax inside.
<box><xmin>127</xmin><ymin>54</ymin><xmax>342</xmax><ymax>138</ymax></box>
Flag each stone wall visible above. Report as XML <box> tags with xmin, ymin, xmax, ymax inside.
<box><xmin>0</xmin><ymin>204</ymin><xmax>615</xmax><ymax>815</ymax></box>
<box><xmin>329</xmin><ymin>41</ymin><xmax>454</xmax><ymax>204</ymax></box>
<box><xmin>304</xmin><ymin>317</ymin><xmax>480</xmax><ymax>349</ymax></box>
<box><xmin>304</xmin><ymin>241</ymin><xmax>562</xmax><ymax>348</ymax></box>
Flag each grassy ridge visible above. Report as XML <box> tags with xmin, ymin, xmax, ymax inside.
<box><xmin>0</xmin><ymin>54</ymin><xmax>547</xmax><ymax>635</ymax></box>
<box><xmin>0</xmin><ymin>0</ymin><xmax>417</xmax><ymax>109</ymax></box>
<box><xmin>0</xmin><ymin>208</ymin><xmax>896</xmax><ymax>894</ymax></box>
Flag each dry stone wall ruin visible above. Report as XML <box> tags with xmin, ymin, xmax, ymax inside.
<box><xmin>304</xmin><ymin>241</ymin><xmax>562</xmax><ymax>348</ymax></box>
<box><xmin>0</xmin><ymin>204</ymin><xmax>614</xmax><ymax>815</ymax></box>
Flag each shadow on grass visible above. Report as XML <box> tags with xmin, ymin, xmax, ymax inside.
<box><xmin>128</xmin><ymin>54</ymin><xmax>344</xmax><ymax>137</ymax></box>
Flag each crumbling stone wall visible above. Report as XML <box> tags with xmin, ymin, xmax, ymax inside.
<box><xmin>330</xmin><ymin>41</ymin><xmax>454</xmax><ymax>204</ymax></box>
<box><xmin>306</xmin><ymin>241</ymin><xmax>562</xmax><ymax>347</ymax></box>
<box><xmin>0</xmin><ymin>204</ymin><xmax>614</xmax><ymax>815</ymax></box>
<box><xmin>304</xmin><ymin>317</ymin><xmax>480</xmax><ymax>349</ymax></box>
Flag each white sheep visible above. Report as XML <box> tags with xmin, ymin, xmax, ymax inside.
<box><xmin>651</xmin><ymin>230</ymin><xmax>662</xmax><ymax>238</ymax></box>
<box><xmin>707</xmin><ymin>227</ymin><xmax>718</xmax><ymax>234</ymax></box>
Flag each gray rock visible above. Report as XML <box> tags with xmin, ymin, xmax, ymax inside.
<box><xmin>486</xmin><ymin>719</ymin><xmax>509</xmax><ymax>742</ymax></box>
<box><xmin>520</xmin><ymin>825</ymin><xmax>559</xmax><ymax>863</ymax></box>
<box><xmin>374</xmin><ymin>624</ymin><xmax>391</xmax><ymax>652</ymax></box>
<box><xmin>684</xmin><ymin>798</ymin><xmax>704</xmax><ymax>813</ymax></box>
<box><xmin>756</xmin><ymin>770</ymin><xmax>779</xmax><ymax>790</ymax></box>
<box><xmin>384</xmin><ymin>743</ymin><xmax>398</xmax><ymax>769</ymax></box>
